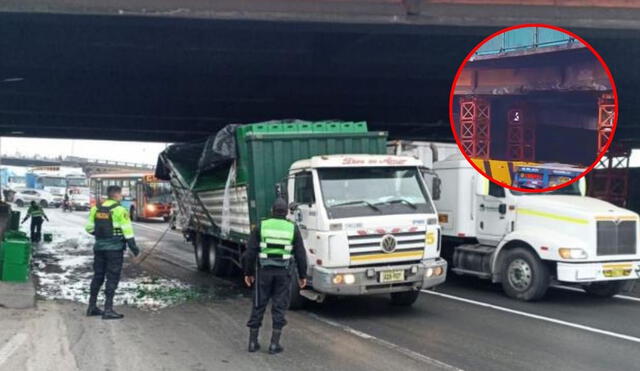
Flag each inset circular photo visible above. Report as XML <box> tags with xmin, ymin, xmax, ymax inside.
<box><xmin>449</xmin><ymin>24</ymin><xmax>617</xmax><ymax>192</ymax></box>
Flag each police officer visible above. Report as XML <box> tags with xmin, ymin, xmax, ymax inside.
<box><xmin>243</xmin><ymin>198</ymin><xmax>308</xmax><ymax>354</ymax></box>
<box><xmin>21</xmin><ymin>200</ymin><xmax>49</xmax><ymax>242</ymax></box>
<box><xmin>84</xmin><ymin>185</ymin><xmax>140</xmax><ymax>320</ymax></box>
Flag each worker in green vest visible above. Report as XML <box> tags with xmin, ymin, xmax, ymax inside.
<box><xmin>243</xmin><ymin>197</ymin><xmax>308</xmax><ymax>354</ymax></box>
<box><xmin>85</xmin><ymin>185</ymin><xmax>140</xmax><ymax>320</ymax></box>
<box><xmin>21</xmin><ymin>201</ymin><xmax>49</xmax><ymax>242</ymax></box>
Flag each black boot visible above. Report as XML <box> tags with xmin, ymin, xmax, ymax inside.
<box><xmin>268</xmin><ymin>329</ymin><xmax>284</xmax><ymax>354</ymax></box>
<box><xmin>102</xmin><ymin>295</ymin><xmax>124</xmax><ymax>320</ymax></box>
<box><xmin>86</xmin><ymin>293</ymin><xmax>103</xmax><ymax>317</ymax></box>
<box><xmin>248</xmin><ymin>328</ymin><xmax>260</xmax><ymax>353</ymax></box>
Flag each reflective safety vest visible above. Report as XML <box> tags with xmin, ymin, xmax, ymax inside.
<box><xmin>27</xmin><ymin>205</ymin><xmax>45</xmax><ymax>218</ymax></box>
<box><xmin>259</xmin><ymin>218</ymin><xmax>295</xmax><ymax>268</ymax></box>
<box><xmin>85</xmin><ymin>200</ymin><xmax>135</xmax><ymax>240</ymax></box>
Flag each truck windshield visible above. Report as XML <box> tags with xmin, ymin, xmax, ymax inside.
<box><xmin>318</xmin><ymin>167</ymin><xmax>434</xmax><ymax>218</ymax></box>
<box><xmin>510</xmin><ymin>181</ymin><xmax>582</xmax><ymax>196</ymax></box>
<box><xmin>67</xmin><ymin>177</ymin><xmax>88</xmax><ymax>187</ymax></box>
<box><xmin>41</xmin><ymin>177</ymin><xmax>67</xmax><ymax>187</ymax></box>
<box><xmin>145</xmin><ymin>182</ymin><xmax>172</xmax><ymax>204</ymax></box>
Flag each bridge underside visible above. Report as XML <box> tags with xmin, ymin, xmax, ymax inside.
<box><xmin>1</xmin><ymin>2</ymin><xmax>640</xmax><ymax>145</ymax></box>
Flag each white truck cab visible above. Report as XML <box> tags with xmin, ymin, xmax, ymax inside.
<box><xmin>286</xmin><ymin>154</ymin><xmax>447</xmax><ymax>306</ymax></box>
<box><xmin>434</xmin><ymin>154</ymin><xmax>640</xmax><ymax>300</ymax></box>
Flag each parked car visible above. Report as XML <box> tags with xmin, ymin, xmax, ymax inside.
<box><xmin>13</xmin><ymin>188</ymin><xmax>63</xmax><ymax>208</ymax></box>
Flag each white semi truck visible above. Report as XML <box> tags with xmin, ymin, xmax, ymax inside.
<box><xmin>158</xmin><ymin>123</ymin><xmax>447</xmax><ymax>307</ymax></box>
<box><xmin>392</xmin><ymin>142</ymin><xmax>640</xmax><ymax>301</ymax></box>
<box><xmin>437</xmin><ymin>154</ymin><xmax>640</xmax><ymax>300</ymax></box>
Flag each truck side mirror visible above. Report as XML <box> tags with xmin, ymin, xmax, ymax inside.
<box><xmin>274</xmin><ymin>183</ymin><xmax>287</xmax><ymax>199</ymax></box>
<box><xmin>289</xmin><ymin>202</ymin><xmax>300</xmax><ymax>213</ymax></box>
<box><xmin>432</xmin><ymin>177</ymin><xmax>442</xmax><ymax>200</ymax></box>
<box><xmin>498</xmin><ymin>203</ymin><xmax>507</xmax><ymax>215</ymax></box>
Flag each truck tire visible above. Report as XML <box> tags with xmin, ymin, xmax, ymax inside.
<box><xmin>40</xmin><ymin>200</ymin><xmax>48</xmax><ymax>208</ymax></box>
<box><xmin>390</xmin><ymin>290</ymin><xmax>420</xmax><ymax>306</ymax></box>
<box><xmin>500</xmin><ymin>247</ymin><xmax>550</xmax><ymax>301</ymax></box>
<box><xmin>288</xmin><ymin>267</ymin><xmax>307</xmax><ymax>310</ymax></box>
<box><xmin>584</xmin><ymin>281</ymin><xmax>626</xmax><ymax>298</ymax></box>
<box><xmin>209</xmin><ymin>240</ymin><xmax>230</xmax><ymax>277</ymax></box>
<box><xmin>194</xmin><ymin>233</ymin><xmax>210</xmax><ymax>272</ymax></box>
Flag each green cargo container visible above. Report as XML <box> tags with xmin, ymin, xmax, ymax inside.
<box><xmin>244</xmin><ymin>131</ymin><xmax>387</xmax><ymax>227</ymax></box>
<box><xmin>161</xmin><ymin>122</ymin><xmax>388</xmax><ymax>239</ymax></box>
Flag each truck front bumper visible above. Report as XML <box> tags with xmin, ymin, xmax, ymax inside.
<box><xmin>556</xmin><ymin>260</ymin><xmax>640</xmax><ymax>282</ymax></box>
<box><xmin>311</xmin><ymin>258</ymin><xmax>447</xmax><ymax>295</ymax></box>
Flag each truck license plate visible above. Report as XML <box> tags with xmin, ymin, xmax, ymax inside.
<box><xmin>603</xmin><ymin>264</ymin><xmax>633</xmax><ymax>278</ymax></box>
<box><xmin>379</xmin><ymin>270</ymin><xmax>405</xmax><ymax>283</ymax></box>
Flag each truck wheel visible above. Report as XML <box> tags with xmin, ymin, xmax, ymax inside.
<box><xmin>40</xmin><ymin>200</ymin><xmax>48</xmax><ymax>208</ymax></box>
<box><xmin>500</xmin><ymin>247</ymin><xmax>550</xmax><ymax>301</ymax></box>
<box><xmin>288</xmin><ymin>267</ymin><xmax>307</xmax><ymax>310</ymax></box>
<box><xmin>209</xmin><ymin>240</ymin><xmax>230</xmax><ymax>277</ymax></box>
<box><xmin>584</xmin><ymin>281</ymin><xmax>626</xmax><ymax>298</ymax></box>
<box><xmin>390</xmin><ymin>290</ymin><xmax>420</xmax><ymax>306</ymax></box>
<box><xmin>194</xmin><ymin>233</ymin><xmax>210</xmax><ymax>272</ymax></box>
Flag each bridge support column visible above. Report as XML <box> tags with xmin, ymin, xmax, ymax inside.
<box><xmin>597</xmin><ymin>93</ymin><xmax>615</xmax><ymax>154</ymax></box>
<box><xmin>588</xmin><ymin>143</ymin><xmax>629</xmax><ymax>207</ymax></box>
<box><xmin>459</xmin><ymin>97</ymin><xmax>490</xmax><ymax>159</ymax></box>
<box><xmin>507</xmin><ymin>103</ymin><xmax>536</xmax><ymax>162</ymax></box>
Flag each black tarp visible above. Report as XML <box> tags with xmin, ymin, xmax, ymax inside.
<box><xmin>155</xmin><ymin>124</ymin><xmax>240</xmax><ymax>182</ymax></box>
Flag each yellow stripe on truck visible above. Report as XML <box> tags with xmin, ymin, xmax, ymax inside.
<box><xmin>517</xmin><ymin>208</ymin><xmax>589</xmax><ymax>225</ymax></box>
<box><xmin>470</xmin><ymin>158</ymin><xmax>541</xmax><ymax>185</ymax></box>
<box><xmin>351</xmin><ymin>250</ymin><xmax>423</xmax><ymax>262</ymax></box>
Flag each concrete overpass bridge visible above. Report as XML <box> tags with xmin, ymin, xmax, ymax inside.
<box><xmin>1</xmin><ymin>155</ymin><xmax>154</xmax><ymax>175</ymax></box>
<box><xmin>1</xmin><ymin>0</ymin><xmax>640</xmax><ymax>146</ymax></box>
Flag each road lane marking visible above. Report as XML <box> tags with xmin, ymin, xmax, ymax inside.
<box><xmin>552</xmin><ymin>285</ymin><xmax>640</xmax><ymax>303</ymax></box>
<box><xmin>132</xmin><ymin>222</ymin><xmax>180</xmax><ymax>235</ymax></box>
<box><xmin>0</xmin><ymin>333</ymin><xmax>28</xmax><ymax>367</ymax></box>
<box><xmin>307</xmin><ymin>313</ymin><xmax>463</xmax><ymax>371</ymax></box>
<box><xmin>421</xmin><ymin>290</ymin><xmax>640</xmax><ymax>344</ymax></box>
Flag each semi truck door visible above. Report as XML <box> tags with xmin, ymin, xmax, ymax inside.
<box><xmin>476</xmin><ymin>181</ymin><xmax>509</xmax><ymax>245</ymax></box>
<box><xmin>291</xmin><ymin>171</ymin><xmax>318</xmax><ymax>239</ymax></box>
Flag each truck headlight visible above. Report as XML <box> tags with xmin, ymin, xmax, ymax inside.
<box><xmin>343</xmin><ymin>274</ymin><xmax>356</xmax><ymax>285</ymax></box>
<box><xmin>558</xmin><ymin>248</ymin><xmax>588</xmax><ymax>260</ymax></box>
<box><xmin>425</xmin><ymin>268</ymin><xmax>434</xmax><ymax>277</ymax></box>
<box><xmin>332</xmin><ymin>274</ymin><xmax>344</xmax><ymax>284</ymax></box>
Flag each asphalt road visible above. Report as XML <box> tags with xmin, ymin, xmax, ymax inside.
<box><xmin>7</xmin><ymin>208</ymin><xmax>639</xmax><ymax>371</ymax></box>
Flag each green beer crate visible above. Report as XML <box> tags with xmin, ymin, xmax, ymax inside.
<box><xmin>1</xmin><ymin>263</ymin><xmax>28</xmax><ymax>282</ymax></box>
<box><xmin>2</xmin><ymin>239</ymin><xmax>31</xmax><ymax>265</ymax></box>
<box><xmin>44</xmin><ymin>233</ymin><xmax>53</xmax><ymax>243</ymax></box>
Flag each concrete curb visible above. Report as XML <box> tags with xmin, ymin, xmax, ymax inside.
<box><xmin>0</xmin><ymin>276</ymin><xmax>36</xmax><ymax>309</ymax></box>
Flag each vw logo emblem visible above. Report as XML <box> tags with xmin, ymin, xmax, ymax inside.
<box><xmin>380</xmin><ymin>234</ymin><xmax>397</xmax><ymax>253</ymax></box>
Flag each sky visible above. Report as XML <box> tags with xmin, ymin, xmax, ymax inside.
<box><xmin>1</xmin><ymin>137</ymin><xmax>639</xmax><ymax>168</ymax></box>
<box><xmin>0</xmin><ymin>137</ymin><xmax>168</xmax><ymax>165</ymax></box>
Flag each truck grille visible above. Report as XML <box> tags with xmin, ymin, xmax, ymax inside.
<box><xmin>348</xmin><ymin>231</ymin><xmax>425</xmax><ymax>266</ymax></box>
<box><xmin>596</xmin><ymin>220</ymin><xmax>636</xmax><ymax>256</ymax></box>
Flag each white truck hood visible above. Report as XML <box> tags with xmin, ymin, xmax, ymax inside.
<box><xmin>515</xmin><ymin>195</ymin><xmax>637</xmax><ymax>219</ymax></box>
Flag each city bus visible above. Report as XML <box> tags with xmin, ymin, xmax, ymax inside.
<box><xmin>89</xmin><ymin>173</ymin><xmax>172</xmax><ymax>221</ymax></box>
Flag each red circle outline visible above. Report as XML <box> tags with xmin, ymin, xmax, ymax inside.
<box><xmin>448</xmin><ymin>23</ymin><xmax>619</xmax><ymax>193</ymax></box>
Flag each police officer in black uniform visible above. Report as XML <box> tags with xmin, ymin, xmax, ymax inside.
<box><xmin>243</xmin><ymin>198</ymin><xmax>308</xmax><ymax>354</ymax></box>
